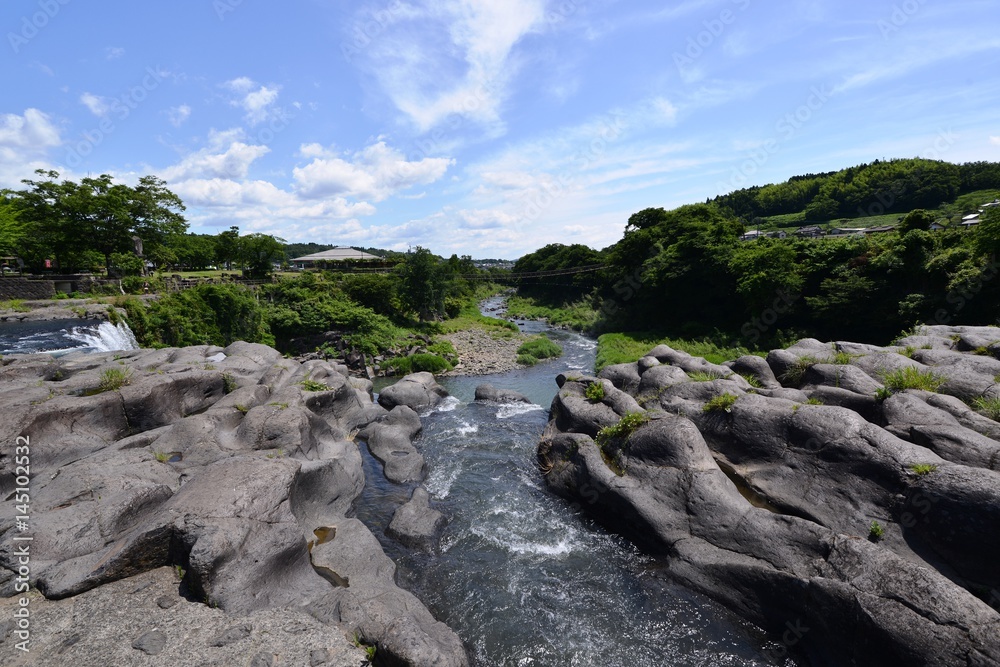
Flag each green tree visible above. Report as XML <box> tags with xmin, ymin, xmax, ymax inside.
<box><xmin>397</xmin><ymin>246</ymin><xmax>446</xmax><ymax>320</ymax></box>
<box><xmin>10</xmin><ymin>171</ymin><xmax>187</xmax><ymax>273</ymax></box>
<box><xmin>239</xmin><ymin>233</ymin><xmax>285</xmax><ymax>278</ymax></box>
<box><xmin>898</xmin><ymin>209</ymin><xmax>934</xmax><ymax>234</ymax></box>
<box><xmin>974</xmin><ymin>207</ymin><xmax>1000</xmax><ymax>261</ymax></box>
<box><xmin>0</xmin><ymin>193</ymin><xmax>27</xmax><ymax>257</ymax></box>
<box><xmin>215</xmin><ymin>226</ymin><xmax>241</xmax><ymax>270</ymax></box>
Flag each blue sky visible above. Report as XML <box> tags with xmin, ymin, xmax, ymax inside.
<box><xmin>2</xmin><ymin>0</ymin><xmax>998</xmax><ymax>258</ymax></box>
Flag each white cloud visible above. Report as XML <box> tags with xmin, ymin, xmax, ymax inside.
<box><xmin>357</xmin><ymin>0</ymin><xmax>547</xmax><ymax>132</ymax></box>
<box><xmin>0</xmin><ymin>109</ymin><xmax>62</xmax><ymax>187</ymax></box>
<box><xmin>293</xmin><ymin>141</ymin><xmax>454</xmax><ymax>201</ymax></box>
<box><xmin>80</xmin><ymin>92</ymin><xmax>112</xmax><ymax>117</ymax></box>
<box><xmin>105</xmin><ymin>47</ymin><xmax>125</xmax><ymax>60</ymax></box>
<box><xmin>222</xmin><ymin>77</ymin><xmax>281</xmax><ymax>125</ymax></box>
<box><xmin>991</xmin><ymin>136</ymin><xmax>1000</xmax><ymax>146</ymax></box>
<box><xmin>160</xmin><ymin>130</ymin><xmax>270</xmax><ymax>182</ymax></box>
<box><xmin>0</xmin><ymin>108</ymin><xmax>61</xmax><ymax>156</ymax></box>
<box><xmin>167</xmin><ymin>105</ymin><xmax>192</xmax><ymax>127</ymax></box>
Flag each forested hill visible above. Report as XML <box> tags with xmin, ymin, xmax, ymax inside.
<box><xmin>514</xmin><ymin>159</ymin><xmax>1000</xmax><ymax>346</ymax></box>
<box><xmin>711</xmin><ymin>158</ymin><xmax>1000</xmax><ymax>222</ymax></box>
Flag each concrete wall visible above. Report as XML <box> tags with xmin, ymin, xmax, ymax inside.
<box><xmin>0</xmin><ymin>278</ymin><xmax>56</xmax><ymax>300</ymax></box>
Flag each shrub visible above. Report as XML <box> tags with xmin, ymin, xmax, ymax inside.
<box><xmin>383</xmin><ymin>353</ymin><xmax>452</xmax><ymax>375</ymax></box>
<box><xmin>703</xmin><ymin>393</ymin><xmax>738</xmax><ymax>413</ymax></box>
<box><xmin>517</xmin><ymin>336</ymin><xmax>563</xmax><ymax>362</ymax></box>
<box><xmin>881</xmin><ymin>366</ymin><xmax>944</xmax><ymax>393</ymax></box>
<box><xmin>868</xmin><ymin>520</ymin><xmax>885</xmax><ymax>541</ymax></box>
<box><xmin>97</xmin><ymin>367</ymin><xmax>132</xmax><ymax>393</ymax></box>
<box><xmin>300</xmin><ymin>379</ymin><xmax>331</xmax><ymax>391</ymax></box>
<box><xmin>584</xmin><ymin>382</ymin><xmax>606</xmax><ymax>402</ymax></box>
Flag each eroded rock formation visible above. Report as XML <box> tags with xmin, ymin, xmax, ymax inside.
<box><xmin>539</xmin><ymin>325</ymin><xmax>1000</xmax><ymax>667</ymax></box>
<box><xmin>0</xmin><ymin>343</ymin><xmax>468</xmax><ymax>666</ymax></box>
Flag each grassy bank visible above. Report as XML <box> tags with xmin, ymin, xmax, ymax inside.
<box><xmin>595</xmin><ymin>332</ymin><xmax>762</xmax><ymax>373</ymax></box>
<box><xmin>505</xmin><ymin>295</ymin><xmax>599</xmax><ymax>332</ymax></box>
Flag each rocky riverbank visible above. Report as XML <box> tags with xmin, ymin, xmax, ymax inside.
<box><xmin>538</xmin><ymin>324</ymin><xmax>1000</xmax><ymax>666</ymax></box>
<box><xmin>0</xmin><ymin>298</ymin><xmax>130</xmax><ymax>324</ymax></box>
<box><xmin>442</xmin><ymin>328</ymin><xmax>525</xmax><ymax>376</ymax></box>
<box><xmin>0</xmin><ymin>345</ymin><xmax>468</xmax><ymax>666</ymax></box>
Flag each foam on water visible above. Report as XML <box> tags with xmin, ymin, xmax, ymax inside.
<box><xmin>65</xmin><ymin>321</ymin><xmax>140</xmax><ymax>352</ymax></box>
<box><xmin>496</xmin><ymin>402</ymin><xmax>544</xmax><ymax>419</ymax></box>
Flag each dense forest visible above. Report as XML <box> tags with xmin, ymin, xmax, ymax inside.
<box><xmin>711</xmin><ymin>158</ymin><xmax>1000</xmax><ymax>222</ymax></box>
<box><xmin>515</xmin><ymin>159</ymin><xmax>1000</xmax><ymax>346</ymax></box>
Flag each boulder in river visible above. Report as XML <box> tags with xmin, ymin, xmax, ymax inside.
<box><xmin>474</xmin><ymin>383</ymin><xmax>532</xmax><ymax>404</ymax></box>
<box><xmin>377</xmin><ymin>371</ymin><xmax>450</xmax><ymax>412</ymax></box>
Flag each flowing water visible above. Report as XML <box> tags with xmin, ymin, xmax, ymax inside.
<box><xmin>360</xmin><ymin>304</ymin><xmax>797</xmax><ymax>667</ymax></box>
<box><xmin>0</xmin><ymin>319</ymin><xmax>140</xmax><ymax>356</ymax></box>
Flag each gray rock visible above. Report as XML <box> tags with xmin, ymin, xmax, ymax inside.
<box><xmin>598</xmin><ymin>362</ymin><xmax>642</xmax><ymax>393</ymax></box>
<box><xmin>308</xmin><ymin>519</ymin><xmax>469</xmax><ymax>667</ymax></box>
<box><xmin>725</xmin><ymin>354</ymin><xmax>781</xmax><ymax>389</ymax></box>
<box><xmin>378</xmin><ymin>372</ymin><xmax>450</xmax><ymax>412</ymax></box>
<box><xmin>474</xmin><ymin>383</ymin><xmax>532</xmax><ymax>404</ymax></box>
<box><xmin>207</xmin><ymin>624</ymin><xmax>250</xmax><ymax>647</ymax></box>
<box><xmin>0</xmin><ymin>567</ymin><xmax>368</xmax><ymax>667</ymax></box>
<box><xmin>546</xmin><ymin>376</ymin><xmax>641</xmax><ymax>438</ymax></box>
<box><xmin>539</xmin><ymin>333</ymin><xmax>1000</xmax><ymax>665</ymax></box>
<box><xmin>358</xmin><ymin>406</ymin><xmax>426</xmax><ymax>484</ymax></box>
<box><xmin>387</xmin><ymin>487</ymin><xmax>447</xmax><ymax>550</ymax></box>
<box><xmin>131</xmin><ymin>629</ymin><xmax>167</xmax><ymax>656</ymax></box>
<box><xmin>799</xmin><ymin>363</ymin><xmax>882</xmax><ymax>396</ymax></box>
<box><xmin>0</xmin><ymin>344</ymin><xmax>469</xmax><ymax>667</ymax></box>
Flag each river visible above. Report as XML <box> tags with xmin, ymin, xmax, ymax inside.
<box><xmin>361</xmin><ymin>304</ymin><xmax>795</xmax><ymax>666</ymax></box>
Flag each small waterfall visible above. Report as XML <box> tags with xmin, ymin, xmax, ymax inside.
<box><xmin>65</xmin><ymin>321</ymin><xmax>140</xmax><ymax>352</ymax></box>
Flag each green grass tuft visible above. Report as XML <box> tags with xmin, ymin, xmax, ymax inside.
<box><xmin>687</xmin><ymin>370</ymin><xmax>728</xmax><ymax>382</ymax></box>
<box><xmin>972</xmin><ymin>396</ymin><xmax>1000</xmax><ymax>421</ymax></box>
<box><xmin>881</xmin><ymin>366</ymin><xmax>944</xmax><ymax>393</ymax></box>
<box><xmin>97</xmin><ymin>367</ymin><xmax>132</xmax><ymax>393</ymax></box>
<box><xmin>703</xmin><ymin>393</ymin><xmax>739</xmax><ymax>413</ymax></box>
<box><xmin>595</xmin><ymin>412</ymin><xmax>649</xmax><ymax>475</ymax></box>
<box><xmin>737</xmin><ymin>372</ymin><xmax>763</xmax><ymax>388</ymax></box>
<box><xmin>909</xmin><ymin>463</ymin><xmax>938</xmax><ymax>475</ymax></box>
<box><xmin>300</xmin><ymin>379</ymin><xmax>331</xmax><ymax>391</ymax></box>
<box><xmin>517</xmin><ymin>336</ymin><xmax>563</xmax><ymax>362</ymax></box>
<box><xmin>780</xmin><ymin>355</ymin><xmax>817</xmax><ymax>386</ymax></box>
<box><xmin>517</xmin><ymin>353</ymin><xmax>539</xmax><ymax>366</ymax></box>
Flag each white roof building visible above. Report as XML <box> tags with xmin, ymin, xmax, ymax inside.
<box><xmin>291</xmin><ymin>247</ymin><xmax>381</xmax><ymax>267</ymax></box>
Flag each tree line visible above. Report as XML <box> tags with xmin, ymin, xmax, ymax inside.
<box><xmin>515</xmin><ymin>159</ymin><xmax>1000</xmax><ymax>346</ymax></box>
<box><xmin>0</xmin><ymin>170</ymin><xmax>288</xmax><ymax>277</ymax></box>
<box><xmin>711</xmin><ymin>158</ymin><xmax>1000</xmax><ymax>222</ymax></box>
